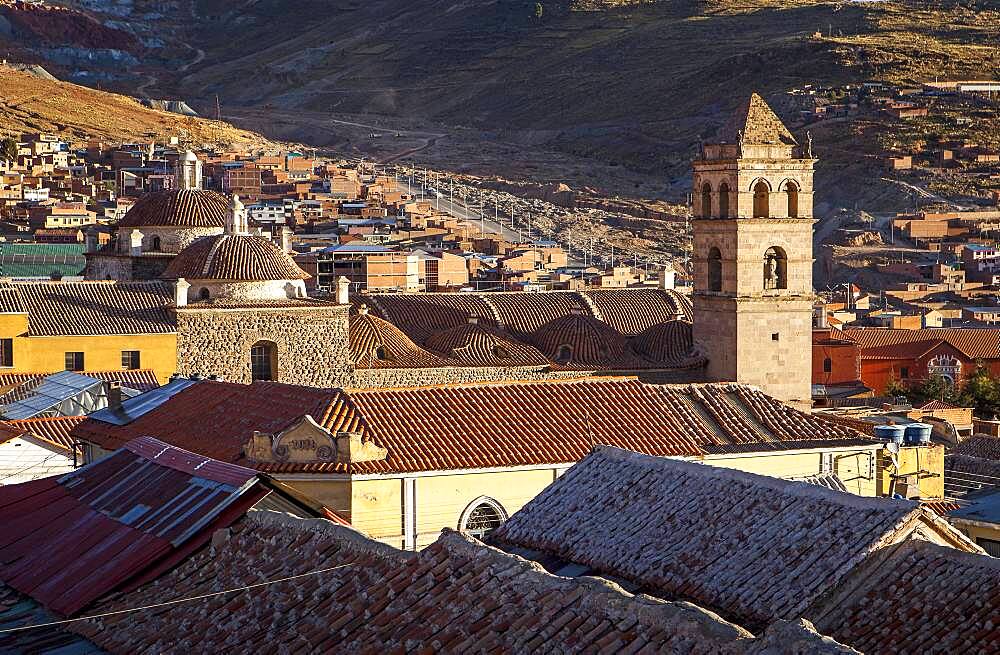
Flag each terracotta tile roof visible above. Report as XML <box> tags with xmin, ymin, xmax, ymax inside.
<box><xmin>953</xmin><ymin>435</ymin><xmax>1000</xmax><ymax>460</ymax></box>
<box><xmin>858</xmin><ymin>338</ymin><xmax>945</xmax><ymax>360</ymax></box>
<box><xmin>72</xmin><ymin>378</ymin><xmax>872</xmax><ymax>476</ymax></box>
<box><xmin>365</xmin><ymin>290</ymin><xmax>701</xmax><ymax>371</ymax></box>
<box><xmin>843</xmin><ymin>327</ymin><xmax>1000</xmax><ymax>360</ymax></box>
<box><xmin>363</xmin><ymin>292</ymin><xmax>499</xmax><ymax>344</ymax></box>
<box><xmin>916</xmin><ymin>399</ymin><xmax>959</xmax><ymax>411</ymax></box>
<box><xmin>581</xmin><ymin>288</ymin><xmax>692</xmax><ymax>335</ymax></box>
<box><xmin>0</xmin><ymin>420</ymin><xmax>27</xmax><ymax>445</ymax></box>
<box><xmin>944</xmin><ymin>454</ymin><xmax>1000</xmax><ymax>500</ymax></box>
<box><xmin>349</xmin><ymin>309</ymin><xmax>454</xmax><ymax>369</ymax></box>
<box><xmin>531</xmin><ymin>313</ymin><xmax>644</xmax><ymax>369</ymax></box>
<box><xmin>5</xmin><ymin>416</ymin><xmax>84</xmax><ymax>454</ymax></box>
<box><xmin>161</xmin><ymin>234</ymin><xmax>309</xmax><ymax>281</ymax></box>
<box><xmin>809</xmin><ymin>540</ymin><xmax>1000</xmax><ymax>654</ymax></box>
<box><xmin>487</xmin><ymin>291</ymin><xmax>591</xmax><ymax>339</ymax></box>
<box><xmin>423</xmin><ymin>321</ymin><xmax>550</xmax><ymax>367</ymax></box>
<box><xmin>813</xmin><ymin>413</ymin><xmax>878</xmax><ymax>436</ymax></box>
<box><xmin>719</xmin><ymin>93</ymin><xmax>797</xmax><ymax>146</ymax></box>
<box><xmin>0</xmin><ymin>282</ymin><xmax>175</xmax><ymax>336</ymax></box>
<box><xmin>491</xmin><ymin>447</ymin><xmax>974</xmax><ymax>631</ymax></box>
<box><xmin>117</xmin><ymin>189</ymin><xmax>229</xmax><ymax>228</ymax></box>
<box><xmin>367</xmin><ymin>288</ymin><xmax>692</xmax><ymax>343</ymax></box>
<box><xmin>61</xmin><ymin>511</ymin><xmax>856</xmax><ymax>653</ymax></box>
<box><xmin>630</xmin><ymin>319</ymin><xmax>707</xmax><ymax>368</ymax></box>
<box><xmin>921</xmin><ymin>499</ymin><xmax>962</xmax><ymax>516</ymax></box>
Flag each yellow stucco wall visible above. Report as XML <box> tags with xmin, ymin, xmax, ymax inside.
<box><xmin>278</xmin><ymin>448</ymin><xmax>890</xmax><ymax>551</ymax></box>
<box><xmin>953</xmin><ymin>521</ymin><xmax>1000</xmax><ymax>553</ymax></box>
<box><xmin>704</xmin><ymin>448</ymin><xmax>879</xmax><ymax>497</ymax></box>
<box><xmin>877</xmin><ymin>445</ymin><xmax>945</xmax><ymax>500</ymax></box>
<box><xmin>411</xmin><ymin>469</ymin><xmax>559</xmax><ymax>549</ymax></box>
<box><xmin>0</xmin><ymin>313</ymin><xmax>177</xmax><ymax>384</ymax></box>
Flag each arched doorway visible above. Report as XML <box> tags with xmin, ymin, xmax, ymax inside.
<box><xmin>708</xmin><ymin>247</ymin><xmax>722</xmax><ymax>292</ymax></box>
<box><xmin>459</xmin><ymin>497</ymin><xmax>508</xmax><ymax>539</ymax></box>
<box><xmin>785</xmin><ymin>181</ymin><xmax>799</xmax><ymax>218</ymax></box>
<box><xmin>753</xmin><ymin>180</ymin><xmax>770</xmax><ymax>218</ymax></box>
<box><xmin>763</xmin><ymin>246</ymin><xmax>787</xmax><ymax>290</ymax></box>
<box><xmin>718</xmin><ymin>182</ymin><xmax>730</xmax><ymax>218</ymax></box>
<box><xmin>250</xmin><ymin>340</ymin><xmax>278</xmax><ymax>381</ymax></box>
<box><xmin>150</xmin><ymin>235</ymin><xmax>162</xmax><ymax>252</ymax></box>
<box><xmin>701</xmin><ymin>182</ymin><xmax>713</xmax><ymax>218</ymax></box>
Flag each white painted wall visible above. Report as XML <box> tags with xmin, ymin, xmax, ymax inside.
<box><xmin>0</xmin><ymin>438</ymin><xmax>74</xmax><ymax>485</ymax></box>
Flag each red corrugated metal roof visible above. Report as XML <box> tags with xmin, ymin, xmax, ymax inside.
<box><xmin>0</xmin><ymin>436</ymin><xmax>267</xmax><ymax>616</ymax></box>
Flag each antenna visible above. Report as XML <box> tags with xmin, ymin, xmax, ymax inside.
<box><xmin>215</xmin><ymin>95</ymin><xmax>222</xmax><ymax>121</ymax></box>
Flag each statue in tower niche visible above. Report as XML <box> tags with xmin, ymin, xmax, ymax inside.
<box><xmin>690</xmin><ymin>93</ymin><xmax>816</xmax><ymax>407</ymax></box>
<box><xmin>764</xmin><ymin>252</ymin><xmax>779</xmax><ymax>290</ymax></box>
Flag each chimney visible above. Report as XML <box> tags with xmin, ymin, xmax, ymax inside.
<box><xmin>336</xmin><ymin>275</ymin><xmax>351</xmax><ymax>305</ymax></box>
<box><xmin>84</xmin><ymin>228</ymin><xmax>98</xmax><ymax>254</ymax></box>
<box><xmin>130</xmin><ymin>229</ymin><xmax>144</xmax><ymax>256</ymax></box>
<box><xmin>106</xmin><ymin>381</ymin><xmax>122</xmax><ymax>411</ymax></box>
<box><xmin>658</xmin><ymin>266</ymin><xmax>675</xmax><ymax>290</ymax></box>
<box><xmin>281</xmin><ymin>225</ymin><xmax>293</xmax><ymax>253</ymax></box>
<box><xmin>174</xmin><ymin>277</ymin><xmax>190</xmax><ymax>307</ymax></box>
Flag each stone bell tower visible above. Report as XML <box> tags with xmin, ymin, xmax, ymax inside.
<box><xmin>691</xmin><ymin>93</ymin><xmax>816</xmax><ymax>406</ymax></box>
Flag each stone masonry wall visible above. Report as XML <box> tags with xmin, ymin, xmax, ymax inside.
<box><xmin>175</xmin><ymin>305</ymin><xmax>353</xmax><ymax>386</ymax></box>
<box><xmin>350</xmin><ymin>366</ymin><xmax>702</xmax><ymax>389</ymax></box>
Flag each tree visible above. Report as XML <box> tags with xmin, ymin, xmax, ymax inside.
<box><xmin>955</xmin><ymin>362</ymin><xmax>1000</xmax><ymax>416</ymax></box>
<box><xmin>0</xmin><ymin>137</ymin><xmax>17</xmax><ymax>165</ymax></box>
<box><xmin>534</xmin><ymin>2</ymin><xmax>543</xmax><ymax>19</ymax></box>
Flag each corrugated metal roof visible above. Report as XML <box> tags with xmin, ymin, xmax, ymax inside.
<box><xmin>0</xmin><ymin>436</ymin><xmax>267</xmax><ymax>616</ymax></box>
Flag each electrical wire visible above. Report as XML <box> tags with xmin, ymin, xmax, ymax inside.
<box><xmin>0</xmin><ymin>453</ymin><xmax>64</xmax><ymax>482</ymax></box>
<box><xmin>0</xmin><ymin>563</ymin><xmax>355</xmax><ymax>635</ymax></box>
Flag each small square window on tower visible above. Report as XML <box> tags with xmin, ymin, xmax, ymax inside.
<box><xmin>771</xmin><ymin>333</ymin><xmax>780</xmax><ymax>341</ymax></box>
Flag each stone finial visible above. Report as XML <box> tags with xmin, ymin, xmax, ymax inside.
<box><xmin>129</xmin><ymin>229</ymin><xmax>144</xmax><ymax>257</ymax></box>
<box><xmin>227</xmin><ymin>194</ymin><xmax>248</xmax><ymax>235</ymax></box>
<box><xmin>336</xmin><ymin>275</ymin><xmax>351</xmax><ymax>305</ymax></box>
<box><xmin>174</xmin><ymin>277</ymin><xmax>191</xmax><ymax>307</ymax></box>
<box><xmin>358</xmin><ymin>304</ymin><xmax>370</xmax><ymax>315</ymax></box>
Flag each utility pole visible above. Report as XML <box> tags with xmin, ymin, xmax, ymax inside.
<box><xmin>215</xmin><ymin>95</ymin><xmax>221</xmax><ymax>121</ymax></box>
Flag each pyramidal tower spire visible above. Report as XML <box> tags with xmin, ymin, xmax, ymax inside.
<box><xmin>690</xmin><ymin>93</ymin><xmax>816</xmax><ymax>407</ymax></box>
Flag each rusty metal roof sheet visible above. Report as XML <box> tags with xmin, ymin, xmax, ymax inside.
<box><xmin>0</xmin><ymin>436</ymin><xmax>267</xmax><ymax>616</ymax></box>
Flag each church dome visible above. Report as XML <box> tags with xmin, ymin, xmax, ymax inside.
<box><xmin>425</xmin><ymin>321</ymin><xmax>549</xmax><ymax>367</ymax></box>
<box><xmin>117</xmin><ymin>190</ymin><xmax>230</xmax><ymax>229</ymax></box>
<box><xmin>530</xmin><ymin>313</ymin><xmax>637</xmax><ymax>368</ymax></box>
<box><xmin>350</xmin><ymin>307</ymin><xmax>453</xmax><ymax>369</ymax></box>
<box><xmin>630</xmin><ymin>319</ymin><xmax>706</xmax><ymax>369</ymax></box>
<box><xmin>161</xmin><ymin>234</ymin><xmax>309</xmax><ymax>281</ymax></box>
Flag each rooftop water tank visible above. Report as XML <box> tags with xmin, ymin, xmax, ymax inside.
<box><xmin>874</xmin><ymin>424</ymin><xmax>905</xmax><ymax>444</ymax></box>
<box><xmin>904</xmin><ymin>422</ymin><xmax>933</xmax><ymax>446</ymax></box>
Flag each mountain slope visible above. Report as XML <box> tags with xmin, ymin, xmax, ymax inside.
<box><xmin>0</xmin><ymin>67</ymin><xmax>273</xmax><ymax>148</ymax></box>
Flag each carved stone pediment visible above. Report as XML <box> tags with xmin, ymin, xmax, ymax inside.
<box><xmin>244</xmin><ymin>414</ymin><xmax>387</xmax><ymax>464</ymax></box>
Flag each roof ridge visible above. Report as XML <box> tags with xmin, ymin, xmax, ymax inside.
<box><xmin>589</xmin><ymin>446</ymin><xmax>915</xmax><ymax>511</ymax></box>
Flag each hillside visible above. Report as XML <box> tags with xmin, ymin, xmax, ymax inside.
<box><xmin>0</xmin><ymin>67</ymin><xmax>274</xmax><ymax>149</ymax></box>
<box><xmin>4</xmin><ymin>0</ymin><xmax>1000</xmax><ymax>205</ymax></box>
